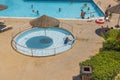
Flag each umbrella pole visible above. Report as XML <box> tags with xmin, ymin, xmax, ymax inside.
<box><xmin>117</xmin><ymin>14</ymin><xmax>120</xmax><ymax>25</ymax></box>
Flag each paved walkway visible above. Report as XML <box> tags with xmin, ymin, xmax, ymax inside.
<box><xmin>0</xmin><ymin>0</ymin><xmax>119</xmax><ymax>80</ymax></box>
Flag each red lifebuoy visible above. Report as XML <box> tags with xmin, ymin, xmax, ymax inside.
<box><xmin>95</xmin><ymin>18</ymin><xmax>105</xmax><ymax>24</ymax></box>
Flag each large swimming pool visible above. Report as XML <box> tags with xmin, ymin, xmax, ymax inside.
<box><xmin>0</xmin><ymin>0</ymin><xmax>104</xmax><ymax>19</ymax></box>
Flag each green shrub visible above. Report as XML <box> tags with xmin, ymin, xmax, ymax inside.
<box><xmin>80</xmin><ymin>51</ymin><xmax>120</xmax><ymax>80</ymax></box>
<box><xmin>101</xmin><ymin>30</ymin><xmax>120</xmax><ymax>51</ymax></box>
<box><xmin>102</xmin><ymin>29</ymin><xmax>120</xmax><ymax>40</ymax></box>
<box><xmin>103</xmin><ymin>40</ymin><xmax>120</xmax><ymax>51</ymax></box>
<box><xmin>80</xmin><ymin>30</ymin><xmax>120</xmax><ymax>80</ymax></box>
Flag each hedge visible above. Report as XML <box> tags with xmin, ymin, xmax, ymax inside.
<box><xmin>80</xmin><ymin>29</ymin><xmax>120</xmax><ymax>80</ymax></box>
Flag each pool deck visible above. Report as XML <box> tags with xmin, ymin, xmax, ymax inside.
<box><xmin>0</xmin><ymin>0</ymin><xmax>119</xmax><ymax>80</ymax></box>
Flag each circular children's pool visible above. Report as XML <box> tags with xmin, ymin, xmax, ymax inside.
<box><xmin>13</xmin><ymin>27</ymin><xmax>75</xmax><ymax>56</ymax></box>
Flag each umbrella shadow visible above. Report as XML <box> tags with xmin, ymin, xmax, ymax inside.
<box><xmin>95</xmin><ymin>27</ymin><xmax>110</xmax><ymax>37</ymax></box>
<box><xmin>95</xmin><ymin>28</ymin><xmax>103</xmax><ymax>36</ymax></box>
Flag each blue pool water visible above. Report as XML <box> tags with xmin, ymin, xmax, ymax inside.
<box><xmin>26</xmin><ymin>36</ymin><xmax>53</xmax><ymax>48</ymax></box>
<box><xmin>0</xmin><ymin>0</ymin><xmax>104</xmax><ymax>19</ymax></box>
<box><xmin>14</xmin><ymin>27</ymin><xmax>75</xmax><ymax>56</ymax></box>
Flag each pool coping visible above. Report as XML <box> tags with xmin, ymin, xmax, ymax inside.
<box><xmin>0</xmin><ymin>16</ymin><xmax>105</xmax><ymax>20</ymax></box>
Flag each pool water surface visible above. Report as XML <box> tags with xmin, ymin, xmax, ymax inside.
<box><xmin>26</xmin><ymin>36</ymin><xmax>53</xmax><ymax>48</ymax></box>
<box><xmin>0</xmin><ymin>0</ymin><xmax>104</xmax><ymax>19</ymax></box>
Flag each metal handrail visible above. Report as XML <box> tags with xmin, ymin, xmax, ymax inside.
<box><xmin>11</xmin><ymin>23</ymin><xmax>75</xmax><ymax>56</ymax></box>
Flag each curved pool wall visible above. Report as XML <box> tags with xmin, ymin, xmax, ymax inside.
<box><xmin>0</xmin><ymin>0</ymin><xmax>104</xmax><ymax>19</ymax></box>
<box><xmin>13</xmin><ymin>27</ymin><xmax>75</xmax><ymax>56</ymax></box>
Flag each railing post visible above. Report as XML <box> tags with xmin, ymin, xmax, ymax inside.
<box><xmin>14</xmin><ymin>41</ymin><xmax>17</xmax><ymax>50</ymax></box>
<box><xmin>19</xmin><ymin>27</ymin><xmax>21</xmax><ymax>33</ymax></box>
<box><xmin>31</xmin><ymin>49</ymin><xmax>33</xmax><ymax>56</ymax></box>
<box><xmin>45</xmin><ymin>29</ymin><xmax>47</xmax><ymax>36</ymax></box>
<box><xmin>54</xmin><ymin>48</ymin><xmax>56</xmax><ymax>56</ymax></box>
<box><xmin>42</xmin><ymin>49</ymin><xmax>43</xmax><ymax>56</ymax></box>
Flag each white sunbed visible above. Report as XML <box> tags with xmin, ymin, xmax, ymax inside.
<box><xmin>0</xmin><ymin>25</ymin><xmax>12</xmax><ymax>32</ymax></box>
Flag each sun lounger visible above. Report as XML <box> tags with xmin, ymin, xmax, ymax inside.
<box><xmin>0</xmin><ymin>25</ymin><xmax>6</xmax><ymax>29</ymax></box>
<box><xmin>0</xmin><ymin>25</ymin><xmax>12</xmax><ymax>32</ymax></box>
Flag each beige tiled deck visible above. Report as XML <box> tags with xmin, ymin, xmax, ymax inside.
<box><xmin>0</xmin><ymin>0</ymin><xmax>119</xmax><ymax>80</ymax></box>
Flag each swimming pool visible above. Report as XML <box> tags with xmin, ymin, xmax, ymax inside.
<box><xmin>13</xmin><ymin>27</ymin><xmax>75</xmax><ymax>56</ymax></box>
<box><xmin>0</xmin><ymin>0</ymin><xmax>104</xmax><ymax>19</ymax></box>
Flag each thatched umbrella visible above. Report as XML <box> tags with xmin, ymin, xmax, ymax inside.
<box><xmin>30</xmin><ymin>15</ymin><xmax>60</xmax><ymax>28</ymax></box>
<box><xmin>107</xmin><ymin>4</ymin><xmax>120</xmax><ymax>26</ymax></box>
<box><xmin>0</xmin><ymin>4</ymin><xmax>8</xmax><ymax>10</ymax></box>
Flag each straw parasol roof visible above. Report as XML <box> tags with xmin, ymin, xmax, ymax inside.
<box><xmin>30</xmin><ymin>15</ymin><xmax>60</xmax><ymax>28</ymax></box>
<box><xmin>107</xmin><ymin>4</ymin><xmax>120</xmax><ymax>14</ymax></box>
<box><xmin>107</xmin><ymin>4</ymin><xmax>120</xmax><ymax>25</ymax></box>
<box><xmin>0</xmin><ymin>4</ymin><xmax>8</xmax><ymax>10</ymax></box>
